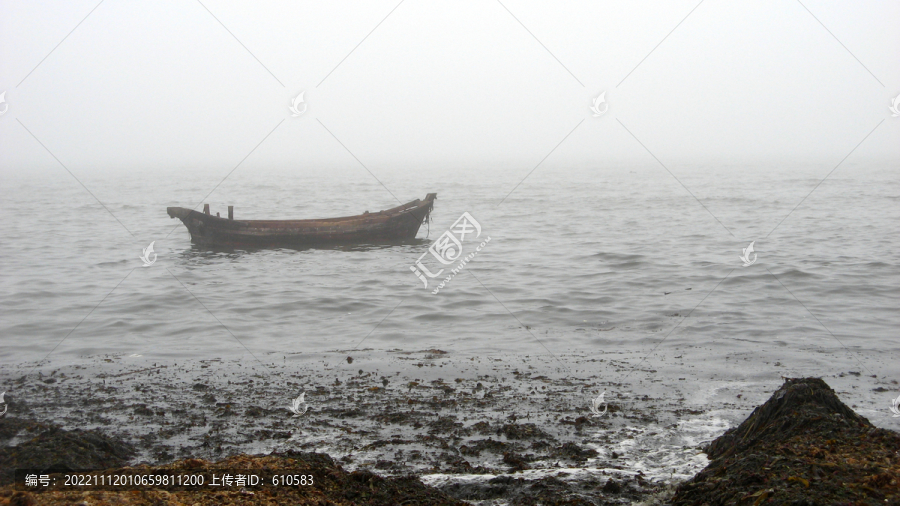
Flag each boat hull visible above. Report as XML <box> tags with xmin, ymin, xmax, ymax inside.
<box><xmin>167</xmin><ymin>194</ymin><xmax>435</xmax><ymax>248</ymax></box>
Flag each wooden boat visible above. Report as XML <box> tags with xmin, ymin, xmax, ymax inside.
<box><xmin>167</xmin><ymin>193</ymin><xmax>436</xmax><ymax>248</ymax></box>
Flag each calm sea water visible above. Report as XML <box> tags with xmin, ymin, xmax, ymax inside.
<box><xmin>1</xmin><ymin>164</ymin><xmax>898</xmax><ymax>382</ymax></box>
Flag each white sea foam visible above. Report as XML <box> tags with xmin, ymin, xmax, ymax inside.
<box><xmin>419</xmin><ymin>412</ymin><xmax>732</xmax><ymax>492</ymax></box>
<box><xmin>586</xmin><ymin>412</ymin><xmax>731</xmax><ymax>483</ymax></box>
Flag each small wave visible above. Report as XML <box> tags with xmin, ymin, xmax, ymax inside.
<box><xmin>592</xmin><ymin>252</ymin><xmax>646</xmax><ymax>262</ymax></box>
<box><xmin>768</xmin><ymin>268</ymin><xmax>817</xmax><ymax>279</ymax></box>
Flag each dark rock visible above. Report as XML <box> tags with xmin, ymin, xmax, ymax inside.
<box><xmin>428</xmin><ymin>415</ymin><xmax>462</xmax><ymax>434</ymax></box>
<box><xmin>0</xmin><ymin>420</ymin><xmax>134</xmax><ymax>485</ymax></box>
<box><xmin>552</xmin><ymin>442</ymin><xmax>598</xmax><ymax>461</ymax></box>
<box><xmin>671</xmin><ymin>377</ymin><xmax>900</xmax><ymax>505</ymax></box>
<box><xmin>8</xmin><ymin>491</ymin><xmax>36</xmax><ymax>506</ymax></box>
<box><xmin>496</xmin><ymin>422</ymin><xmax>553</xmax><ymax>441</ymax></box>
<box><xmin>440</xmin><ymin>473</ymin><xmax>643</xmax><ymax>505</ymax></box>
<box><xmin>470</xmin><ymin>420</ymin><xmax>493</xmax><ymax>434</ymax></box>
<box><xmin>602</xmin><ymin>478</ymin><xmax>622</xmax><ymax>493</ymax></box>
<box><xmin>132</xmin><ymin>404</ymin><xmax>154</xmax><ymax>416</ymax></box>
<box><xmin>0</xmin><ymin>452</ymin><xmax>468</xmax><ymax>505</ymax></box>
<box><xmin>459</xmin><ymin>438</ymin><xmax>511</xmax><ymax>456</ymax></box>
<box><xmin>502</xmin><ymin>451</ymin><xmax>532</xmax><ymax>471</ymax></box>
<box><xmin>438</xmin><ymin>454</ymin><xmax>490</xmax><ymax>474</ymax></box>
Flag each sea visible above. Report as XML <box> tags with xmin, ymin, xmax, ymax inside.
<box><xmin>1</xmin><ymin>163</ymin><xmax>899</xmax><ymax>479</ymax></box>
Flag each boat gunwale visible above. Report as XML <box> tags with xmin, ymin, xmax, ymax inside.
<box><xmin>235</xmin><ymin>199</ymin><xmax>426</xmax><ymax>226</ymax></box>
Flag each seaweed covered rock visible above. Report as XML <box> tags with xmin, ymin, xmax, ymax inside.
<box><xmin>671</xmin><ymin>377</ymin><xmax>900</xmax><ymax>505</ymax></box>
<box><xmin>0</xmin><ymin>418</ymin><xmax>135</xmax><ymax>485</ymax></box>
<box><xmin>437</xmin><ymin>473</ymin><xmax>650</xmax><ymax>506</ymax></box>
<box><xmin>0</xmin><ymin>452</ymin><xmax>469</xmax><ymax>505</ymax></box>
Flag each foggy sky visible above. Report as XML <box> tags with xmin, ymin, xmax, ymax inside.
<box><xmin>1</xmin><ymin>0</ymin><xmax>898</xmax><ymax>175</ymax></box>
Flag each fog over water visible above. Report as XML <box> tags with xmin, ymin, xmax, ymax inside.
<box><xmin>1</xmin><ymin>0</ymin><xmax>899</xmax><ymax>444</ymax></box>
<box><xmin>1</xmin><ymin>0</ymin><xmax>897</xmax><ymax>171</ymax></box>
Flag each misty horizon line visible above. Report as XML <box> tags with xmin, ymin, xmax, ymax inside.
<box><xmin>3</xmin><ymin>156</ymin><xmax>898</xmax><ymax>176</ymax></box>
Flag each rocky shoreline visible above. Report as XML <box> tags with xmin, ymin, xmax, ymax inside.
<box><xmin>1</xmin><ymin>351</ymin><xmax>898</xmax><ymax>504</ymax></box>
